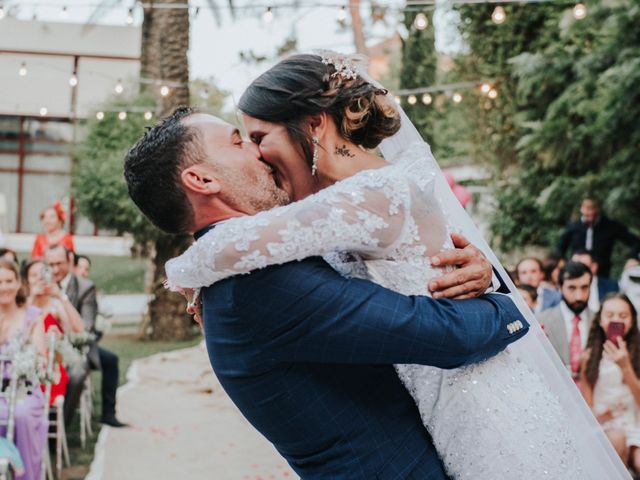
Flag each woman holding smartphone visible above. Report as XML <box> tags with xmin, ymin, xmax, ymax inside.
<box><xmin>581</xmin><ymin>293</ymin><xmax>640</xmax><ymax>471</ymax></box>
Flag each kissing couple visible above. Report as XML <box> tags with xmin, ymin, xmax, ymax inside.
<box><xmin>124</xmin><ymin>52</ymin><xmax>627</xmax><ymax>479</ymax></box>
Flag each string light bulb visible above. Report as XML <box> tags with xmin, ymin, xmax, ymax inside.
<box><xmin>39</xmin><ymin>107</ymin><xmax>48</xmax><ymax>116</ymax></box>
<box><xmin>394</xmin><ymin>96</ymin><xmax>401</xmax><ymax>105</ymax></box>
<box><xmin>19</xmin><ymin>62</ymin><xmax>27</xmax><ymax>76</ymax></box>
<box><xmin>488</xmin><ymin>88</ymin><xmax>498</xmax><ymax>99</ymax></box>
<box><xmin>69</xmin><ymin>74</ymin><xmax>78</xmax><ymax>87</ymax></box>
<box><xmin>60</xmin><ymin>5</ymin><xmax>68</xmax><ymax>19</ymax></box>
<box><xmin>413</xmin><ymin>13</ymin><xmax>428</xmax><ymax>30</ymax></box>
<box><xmin>573</xmin><ymin>3</ymin><xmax>586</xmax><ymax>20</ymax></box>
<box><xmin>118</xmin><ymin>111</ymin><xmax>127</xmax><ymax>121</ymax></box>
<box><xmin>0</xmin><ymin>5</ymin><xmax>5</xmax><ymax>20</ymax></box>
<box><xmin>422</xmin><ymin>93</ymin><xmax>432</xmax><ymax>105</ymax></box>
<box><xmin>491</xmin><ymin>6</ymin><xmax>506</xmax><ymax>24</ymax></box>
<box><xmin>144</xmin><ymin>111</ymin><xmax>153</xmax><ymax>121</ymax></box>
<box><xmin>452</xmin><ymin>93</ymin><xmax>463</xmax><ymax>104</ymax></box>
<box><xmin>407</xmin><ymin>95</ymin><xmax>417</xmax><ymax>105</ymax></box>
<box><xmin>96</xmin><ymin>111</ymin><xmax>104</xmax><ymax>120</ymax></box>
<box><xmin>160</xmin><ymin>85</ymin><xmax>170</xmax><ymax>97</ymax></box>
<box><xmin>336</xmin><ymin>6</ymin><xmax>347</xmax><ymax>22</ymax></box>
<box><xmin>263</xmin><ymin>6</ymin><xmax>274</xmax><ymax>23</ymax></box>
<box><xmin>480</xmin><ymin>83</ymin><xmax>491</xmax><ymax>94</ymax></box>
<box><xmin>115</xmin><ymin>79</ymin><xmax>124</xmax><ymax>94</ymax></box>
<box><xmin>126</xmin><ymin>8</ymin><xmax>134</xmax><ymax>25</ymax></box>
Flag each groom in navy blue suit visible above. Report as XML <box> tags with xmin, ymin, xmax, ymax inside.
<box><xmin>125</xmin><ymin>109</ymin><xmax>529</xmax><ymax>479</ymax></box>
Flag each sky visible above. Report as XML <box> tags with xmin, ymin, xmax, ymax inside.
<box><xmin>5</xmin><ymin>1</ymin><xmax>462</xmax><ymax>107</ymax></box>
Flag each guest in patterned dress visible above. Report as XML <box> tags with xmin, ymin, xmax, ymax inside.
<box><xmin>581</xmin><ymin>293</ymin><xmax>640</xmax><ymax>472</ymax></box>
<box><xmin>0</xmin><ymin>259</ymin><xmax>48</xmax><ymax>480</ymax></box>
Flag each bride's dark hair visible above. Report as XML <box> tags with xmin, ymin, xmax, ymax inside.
<box><xmin>238</xmin><ymin>53</ymin><xmax>400</xmax><ymax>169</ymax></box>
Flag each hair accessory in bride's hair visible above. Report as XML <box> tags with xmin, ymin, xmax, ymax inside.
<box><xmin>317</xmin><ymin>50</ymin><xmax>367</xmax><ymax>81</ymax></box>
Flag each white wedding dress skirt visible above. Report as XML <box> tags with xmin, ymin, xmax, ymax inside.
<box><xmin>366</xmin><ymin>259</ymin><xmax>584</xmax><ymax>479</ymax></box>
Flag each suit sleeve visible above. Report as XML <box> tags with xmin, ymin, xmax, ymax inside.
<box><xmin>555</xmin><ymin>223</ymin><xmax>573</xmax><ymax>258</ymax></box>
<box><xmin>220</xmin><ymin>259</ymin><xmax>528</xmax><ymax>369</ymax></box>
<box><xmin>78</xmin><ymin>283</ymin><xmax>98</xmax><ymax>332</ymax></box>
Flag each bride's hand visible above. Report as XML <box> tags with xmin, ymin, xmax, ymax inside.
<box><xmin>174</xmin><ymin>287</ymin><xmax>204</xmax><ymax>329</ymax></box>
<box><xmin>428</xmin><ymin>233</ymin><xmax>492</xmax><ymax>300</ymax></box>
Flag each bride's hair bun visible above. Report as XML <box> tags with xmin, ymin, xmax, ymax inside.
<box><xmin>238</xmin><ymin>54</ymin><xmax>400</xmax><ymax>166</ymax></box>
<box><xmin>325</xmin><ymin>74</ymin><xmax>400</xmax><ymax>149</ymax></box>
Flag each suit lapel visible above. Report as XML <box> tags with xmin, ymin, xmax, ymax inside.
<box><xmin>66</xmin><ymin>275</ymin><xmax>79</xmax><ymax>307</ymax></box>
<box><xmin>548</xmin><ymin>309</ymin><xmax>570</xmax><ymax>366</ymax></box>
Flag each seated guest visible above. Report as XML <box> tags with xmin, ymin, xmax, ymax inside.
<box><xmin>23</xmin><ymin>259</ymin><xmax>85</xmax><ymax>404</ymax></box>
<box><xmin>31</xmin><ymin>202</ymin><xmax>74</xmax><ymax>259</ymax></box>
<box><xmin>0</xmin><ymin>259</ymin><xmax>48</xmax><ymax>480</ymax></box>
<box><xmin>541</xmin><ymin>253</ymin><xmax>565</xmax><ymax>290</ymax></box>
<box><xmin>580</xmin><ymin>294</ymin><xmax>640</xmax><ymax>472</ymax></box>
<box><xmin>45</xmin><ymin>245</ymin><xmax>126</xmax><ymax>427</ymax></box>
<box><xmin>73</xmin><ymin>254</ymin><xmax>92</xmax><ymax>280</ymax></box>
<box><xmin>516</xmin><ymin>284</ymin><xmax>538</xmax><ymax>312</ymax></box>
<box><xmin>572</xmin><ymin>249</ymin><xmax>619</xmax><ymax>312</ymax></box>
<box><xmin>516</xmin><ymin>256</ymin><xmax>560</xmax><ymax>312</ymax></box>
<box><xmin>538</xmin><ymin>261</ymin><xmax>594</xmax><ymax>382</ymax></box>
<box><xmin>0</xmin><ymin>248</ymin><xmax>18</xmax><ymax>264</ymax></box>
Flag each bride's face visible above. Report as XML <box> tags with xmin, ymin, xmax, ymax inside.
<box><xmin>242</xmin><ymin>114</ymin><xmax>317</xmax><ymax>202</ymax></box>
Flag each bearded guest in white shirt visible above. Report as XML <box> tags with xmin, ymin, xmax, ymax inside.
<box><xmin>538</xmin><ymin>261</ymin><xmax>595</xmax><ymax>383</ymax></box>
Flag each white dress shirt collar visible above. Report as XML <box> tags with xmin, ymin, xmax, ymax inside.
<box><xmin>60</xmin><ymin>272</ymin><xmax>72</xmax><ymax>292</ymax></box>
<box><xmin>560</xmin><ymin>301</ymin><xmax>589</xmax><ymax>348</ymax></box>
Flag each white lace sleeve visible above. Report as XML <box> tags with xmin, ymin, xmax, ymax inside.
<box><xmin>165</xmin><ymin>167</ymin><xmax>422</xmax><ymax>289</ymax></box>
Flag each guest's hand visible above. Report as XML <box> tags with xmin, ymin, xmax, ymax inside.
<box><xmin>595</xmin><ymin>408</ymin><xmax>614</xmax><ymax>424</ymax></box>
<box><xmin>428</xmin><ymin>233</ymin><xmax>492</xmax><ymax>300</ymax></box>
<box><xmin>604</xmin><ymin>339</ymin><xmax>633</xmax><ymax>373</ymax></box>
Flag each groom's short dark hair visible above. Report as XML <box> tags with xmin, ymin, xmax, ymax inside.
<box><xmin>124</xmin><ymin>106</ymin><xmax>203</xmax><ymax>234</ymax></box>
<box><xmin>558</xmin><ymin>261</ymin><xmax>592</xmax><ymax>286</ymax></box>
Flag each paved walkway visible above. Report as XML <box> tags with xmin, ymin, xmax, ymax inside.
<box><xmin>86</xmin><ymin>343</ymin><xmax>297</xmax><ymax>480</ymax></box>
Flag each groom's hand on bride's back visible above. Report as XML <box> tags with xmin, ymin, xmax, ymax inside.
<box><xmin>428</xmin><ymin>233</ymin><xmax>492</xmax><ymax>300</ymax></box>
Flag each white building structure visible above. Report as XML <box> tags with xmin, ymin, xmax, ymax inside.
<box><xmin>0</xmin><ymin>17</ymin><xmax>140</xmax><ymax>234</ymax></box>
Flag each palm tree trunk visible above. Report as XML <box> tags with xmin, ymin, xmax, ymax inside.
<box><xmin>139</xmin><ymin>0</ymin><xmax>195</xmax><ymax>340</ymax></box>
<box><xmin>349</xmin><ymin>0</ymin><xmax>368</xmax><ymax>55</ymax></box>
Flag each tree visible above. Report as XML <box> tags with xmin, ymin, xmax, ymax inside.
<box><xmin>77</xmin><ymin>0</ymin><xmax>233</xmax><ymax>340</ymax></box>
<box><xmin>500</xmin><ymin>2</ymin><xmax>640</xmax><ymax>252</ymax></box>
<box><xmin>399</xmin><ymin>9</ymin><xmax>437</xmax><ymax>148</ymax></box>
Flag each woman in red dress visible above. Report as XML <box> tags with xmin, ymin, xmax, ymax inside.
<box><xmin>31</xmin><ymin>202</ymin><xmax>74</xmax><ymax>259</ymax></box>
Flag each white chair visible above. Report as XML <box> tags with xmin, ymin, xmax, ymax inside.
<box><xmin>41</xmin><ymin>333</ymin><xmax>70</xmax><ymax>480</ymax></box>
<box><xmin>78</xmin><ymin>374</ymin><xmax>93</xmax><ymax>448</ymax></box>
<box><xmin>0</xmin><ymin>355</ymin><xmax>19</xmax><ymax>480</ymax></box>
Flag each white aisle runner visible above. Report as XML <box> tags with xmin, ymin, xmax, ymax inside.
<box><xmin>86</xmin><ymin>343</ymin><xmax>297</xmax><ymax>480</ymax></box>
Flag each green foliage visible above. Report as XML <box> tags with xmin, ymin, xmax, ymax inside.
<box><xmin>73</xmin><ymin>80</ymin><xmax>231</xmax><ymax>248</ymax></box>
<box><xmin>73</xmin><ymin>95</ymin><xmax>158</xmax><ymax>247</ymax></box>
<box><xmin>449</xmin><ymin>1</ymin><xmax>639</xmax><ymax>254</ymax></box>
<box><xmin>400</xmin><ymin>9</ymin><xmax>437</xmax><ymax>148</ymax></box>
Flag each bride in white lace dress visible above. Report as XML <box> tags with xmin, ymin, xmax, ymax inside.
<box><xmin>166</xmin><ymin>53</ymin><xmax>628</xmax><ymax>479</ymax></box>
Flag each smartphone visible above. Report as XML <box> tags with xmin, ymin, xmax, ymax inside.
<box><xmin>606</xmin><ymin>322</ymin><xmax>625</xmax><ymax>344</ymax></box>
<box><xmin>42</xmin><ymin>265</ymin><xmax>53</xmax><ymax>285</ymax></box>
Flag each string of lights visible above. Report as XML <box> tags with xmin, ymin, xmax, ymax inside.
<box><xmin>0</xmin><ymin>1</ymin><xmax>589</xmax><ymax>25</ymax></box>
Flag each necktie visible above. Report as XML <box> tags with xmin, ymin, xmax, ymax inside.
<box><xmin>585</xmin><ymin>226</ymin><xmax>593</xmax><ymax>251</ymax></box>
<box><xmin>569</xmin><ymin>315</ymin><xmax>582</xmax><ymax>381</ymax></box>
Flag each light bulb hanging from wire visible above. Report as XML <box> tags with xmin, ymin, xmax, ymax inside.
<box><xmin>413</xmin><ymin>12</ymin><xmax>428</xmax><ymax>30</ymax></box>
<box><xmin>69</xmin><ymin>74</ymin><xmax>78</xmax><ymax>87</ymax></box>
<box><xmin>263</xmin><ymin>6</ymin><xmax>274</xmax><ymax>23</ymax></box>
<box><xmin>39</xmin><ymin>107</ymin><xmax>48</xmax><ymax>116</ymax></box>
<box><xmin>0</xmin><ymin>5</ymin><xmax>5</xmax><ymax>20</ymax></box>
<box><xmin>488</xmin><ymin>88</ymin><xmax>498</xmax><ymax>99</ymax></box>
<box><xmin>60</xmin><ymin>5</ymin><xmax>68</xmax><ymax>20</ymax></box>
<box><xmin>422</xmin><ymin>93</ymin><xmax>432</xmax><ymax>105</ymax></box>
<box><xmin>491</xmin><ymin>6</ymin><xmax>506</xmax><ymax>24</ymax></box>
<box><xmin>96</xmin><ymin>111</ymin><xmax>104</xmax><ymax>121</ymax></box>
<box><xmin>19</xmin><ymin>62</ymin><xmax>27</xmax><ymax>76</ymax></box>
<box><xmin>115</xmin><ymin>79</ymin><xmax>124</xmax><ymax>94</ymax></box>
<box><xmin>336</xmin><ymin>6</ymin><xmax>347</xmax><ymax>22</ymax></box>
<box><xmin>452</xmin><ymin>93</ymin><xmax>463</xmax><ymax>104</ymax></box>
<box><xmin>407</xmin><ymin>95</ymin><xmax>417</xmax><ymax>105</ymax></box>
<box><xmin>144</xmin><ymin>111</ymin><xmax>153</xmax><ymax>121</ymax></box>
<box><xmin>480</xmin><ymin>83</ymin><xmax>491</xmax><ymax>94</ymax></box>
<box><xmin>126</xmin><ymin>7</ymin><xmax>134</xmax><ymax>25</ymax></box>
<box><xmin>573</xmin><ymin>3</ymin><xmax>586</xmax><ymax>20</ymax></box>
<box><xmin>160</xmin><ymin>85</ymin><xmax>170</xmax><ymax>97</ymax></box>
<box><xmin>118</xmin><ymin>111</ymin><xmax>127</xmax><ymax>121</ymax></box>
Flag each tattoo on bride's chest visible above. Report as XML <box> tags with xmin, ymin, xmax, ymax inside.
<box><xmin>335</xmin><ymin>144</ymin><xmax>355</xmax><ymax>158</ymax></box>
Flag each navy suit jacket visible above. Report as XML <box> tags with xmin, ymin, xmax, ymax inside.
<box><xmin>201</xmin><ymin>257</ymin><xmax>528</xmax><ymax>479</ymax></box>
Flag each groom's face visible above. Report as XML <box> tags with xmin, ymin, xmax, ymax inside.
<box><xmin>183</xmin><ymin>114</ymin><xmax>289</xmax><ymax>216</ymax></box>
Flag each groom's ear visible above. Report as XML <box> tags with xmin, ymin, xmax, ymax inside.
<box><xmin>181</xmin><ymin>165</ymin><xmax>222</xmax><ymax>196</ymax></box>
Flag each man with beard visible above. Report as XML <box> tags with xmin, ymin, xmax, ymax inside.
<box><xmin>538</xmin><ymin>261</ymin><xmax>594</xmax><ymax>382</ymax></box>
